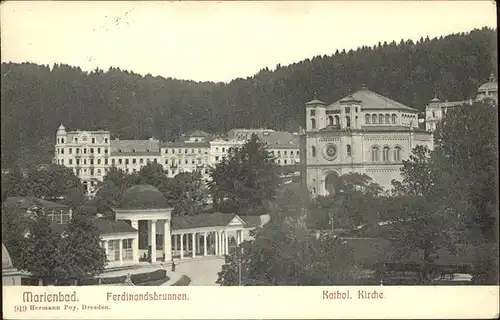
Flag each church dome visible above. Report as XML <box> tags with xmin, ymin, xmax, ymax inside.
<box><xmin>478</xmin><ymin>74</ymin><xmax>498</xmax><ymax>93</ymax></box>
<box><xmin>117</xmin><ymin>184</ymin><xmax>170</xmax><ymax>209</ymax></box>
<box><xmin>305</xmin><ymin>99</ymin><xmax>326</xmax><ymax>106</ymax></box>
<box><xmin>2</xmin><ymin>243</ymin><xmax>14</xmax><ymax>269</ymax></box>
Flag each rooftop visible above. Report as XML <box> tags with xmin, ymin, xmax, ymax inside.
<box><xmin>478</xmin><ymin>81</ymin><xmax>498</xmax><ymax>93</ymax></box>
<box><xmin>183</xmin><ymin>130</ymin><xmax>211</xmax><ymax>138</ymax></box>
<box><xmin>117</xmin><ymin>185</ymin><xmax>170</xmax><ymax>210</ymax></box>
<box><xmin>3</xmin><ymin>196</ymin><xmax>69</xmax><ymax>211</ymax></box>
<box><xmin>327</xmin><ymin>88</ymin><xmax>417</xmax><ymax>112</ymax></box>
<box><xmin>50</xmin><ymin>218</ymin><xmax>138</xmax><ymax>235</ymax></box>
<box><xmin>260</xmin><ymin>131</ymin><xmax>300</xmax><ymax>147</ymax></box>
<box><xmin>2</xmin><ymin>243</ymin><xmax>14</xmax><ymax>270</ymax></box>
<box><xmin>172</xmin><ymin>212</ymin><xmax>243</xmax><ymax>230</ymax></box>
<box><xmin>305</xmin><ymin>99</ymin><xmax>327</xmax><ymax>106</ymax></box>
<box><xmin>110</xmin><ymin>139</ymin><xmax>160</xmax><ymax>154</ymax></box>
<box><xmin>160</xmin><ymin>141</ymin><xmax>211</xmax><ymax>148</ymax></box>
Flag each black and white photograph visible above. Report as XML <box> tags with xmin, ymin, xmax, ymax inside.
<box><xmin>1</xmin><ymin>1</ymin><xmax>498</xmax><ymax>318</ymax></box>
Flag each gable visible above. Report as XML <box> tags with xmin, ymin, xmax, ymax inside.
<box><xmin>227</xmin><ymin>215</ymin><xmax>246</xmax><ymax>228</ymax></box>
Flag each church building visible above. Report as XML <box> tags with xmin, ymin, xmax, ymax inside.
<box><xmin>300</xmin><ymin>85</ymin><xmax>434</xmax><ymax>196</ymax></box>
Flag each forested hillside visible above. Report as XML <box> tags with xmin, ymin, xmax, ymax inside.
<box><xmin>1</xmin><ymin>27</ymin><xmax>496</xmax><ymax>168</ymax></box>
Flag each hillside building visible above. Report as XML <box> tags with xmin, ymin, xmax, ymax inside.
<box><xmin>301</xmin><ymin>85</ymin><xmax>434</xmax><ymax>196</ymax></box>
<box><xmin>54</xmin><ymin>127</ymin><xmax>300</xmax><ymax>194</ymax></box>
<box><xmin>425</xmin><ymin>73</ymin><xmax>498</xmax><ymax>132</ymax></box>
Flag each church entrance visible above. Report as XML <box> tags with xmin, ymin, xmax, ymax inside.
<box><xmin>325</xmin><ymin>172</ymin><xmax>342</xmax><ymax>196</ymax></box>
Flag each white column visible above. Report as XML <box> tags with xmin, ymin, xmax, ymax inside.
<box><xmin>236</xmin><ymin>230</ymin><xmax>241</xmax><ymax>245</ymax></box>
<box><xmin>203</xmin><ymin>232</ymin><xmax>207</xmax><ymax>256</ymax></box>
<box><xmin>215</xmin><ymin>231</ymin><xmax>219</xmax><ymax>255</ymax></box>
<box><xmin>191</xmin><ymin>233</ymin><xmax>196</xmax><ymax>258</ymax></box>
<box><xmin>180</xmin><ymin>234</ymin><xmax>184</xmax><ymax>259</ymax></box>
<box><xmin>103</xmin><ymin>240</ymin><xmax>109</xmax><ymax>259</ymax></box>
<box><xmin>221</xmin><ymin>232</ymin><xmax>225</xmax><ymax>255</ymax></box>
<box><xmin>147</xmin><ymin>221</ymin><xmax>151</xmax><ymax>246</ymax></box>
<box><xmin>224</xmin><ymin>232</ymin><xmax>229</xmax><ymax>255</ymax></box>
<box><xmin>150</xmin><ymin>220</ymin><xmax>157</xmax><ymax>263</ymax></box>
<box><xmin>130</xmin><ymin>220</ymin><xmax>139</xmax><ymax>262</ymax></box>
<box><xmin>163</xmin><ymin>219</ymin><xmax>171</xmax><ymax>262</ymax></box>
<box><xmin>118</xmin><ymin>239</ymin><xmax>123</xmax><ymax>264</ymax></box>
<box><xmin>220</xmin><ymin>232</ymin><xmax>225</xmax><ymax>255</ymax></box>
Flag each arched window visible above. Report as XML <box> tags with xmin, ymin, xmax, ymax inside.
<box><xmin>355</xmin><ymin>116</ymin><xmax>358</xmax><ymax>127</ymax></box>
<box><xmin>371</xmin><ymin>146</ymin><xmax>380</xmax><ymax>162</ymax></box>
<box><xmin>365</xmin><ymin>114</ymin><xmax>371</xmax><ymax>124</ymax></box>
<box><xmin>312</xmin><ymin>187</ymin><xmax>316</xmax><ymax>194</ymax></box>
<box><xmin>311</xmin><ymin>118</ymin><xmax>316</xmax><ymax>129</ymax></box>
<box><xmin>432</xmin><ymin>111</ymin><xmax>435</xmax><ymax>118</ymax></box>
<box><xmin>385</xmin><ymin>114</ymin><xmax>390</xmax><ymax>124</ymax></box>
<box><xmin>346</xmin><ymin>144</ymin><xmax>352</xmax><ymax>156</ymax></box>
<box><xmin>328</xmin><ymin>116</ymin><xmax>334</xmax><ymax>126</ymax></box>
<box><xmin>383</xmin><ymin>146</ymin><xmax>390</xmax><ymax>161</ymax></box>
<box><xmin>346</xmin><ymin>116</ymin><xmax>351</xmax><ymax>128</ymax></box>
<box><xmin>379</xmin><ymin>114</ymin><xmax>384</xmax><ymax>124</ymax></box>
<box><xmin>394</xmin><ymin>146</ymin><xmax>401</xmax><ymax>162</ymax></box>
<box><xmin>372</xmin><ymin>114</ymin><xmax>377</xmax><ymax>124</ymax></box>
<box><xmin>311</xmin><ymin>146</ymin><xmax>316</xmax><ymax>157</ymax></box>
<box><xmin>391</xmin><ymin>114</ymin><xmax>397</xmax><ymax>124</ymax></box>
<box><xmin>334</xmin><ymin>115</ymin><xmax>340</xmax><ymax>125</ymax></box>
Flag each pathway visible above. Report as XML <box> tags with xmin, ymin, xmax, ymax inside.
<box><xmin>99</xmin><ymin>257</ymin><xmax>225</xmax><ymax>286</ymax></box>
<box><xmin>173</xmin><ymin>257</ymin><xmax>225</xmax><ymax>286</ymax></box>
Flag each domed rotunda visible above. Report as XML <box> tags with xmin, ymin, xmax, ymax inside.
<box><xmin>2</xmin><ymin>243</ymin><xmax>22</xmax><ymax>285</ymax></box>
<box><xmin>113</xmin><ymin>184</ymin><xmax>173</xmax><ymax>263</ymax></box>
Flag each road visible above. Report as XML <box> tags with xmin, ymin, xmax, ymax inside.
<box><xmin>175</xmin><ymin>257</ymin><xmax>225</xmax><ymax>286</ymax></box>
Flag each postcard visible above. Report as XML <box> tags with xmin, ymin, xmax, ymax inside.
<box><xmin>1</xmin><ymin>1</ymin><xmax>499</xmax><ymax>319</ymax></box>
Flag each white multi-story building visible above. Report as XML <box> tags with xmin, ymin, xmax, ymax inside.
<box><xmin>209</xmin><ymin>138</ymin><xmax>246</xmax><ymax>165</ymax></box>
<box><xmin>110</xmin><ymin>138</ymin><xmax>161</xmax><ymax>174</ymax></box>
<box><xmin>160</xmin><ymin>131</ymin><xmax>212</xmax><ymax>179</ymax></box>
<box><xmin>54</xmin><ymin>125</ymin><xmax>111</xmax><ymax>193</ymax></box>
<box><xmin>55</xmin><ymin>127</ymin><xmax>301</xmax><ymax>193</ymax></box>
<box><xmin>260</xmin><ymin>131</ymin><xmax>300</xmax><ymax>167</ymax></box>
<box><xmin>228</xmin><ymin>128</ymin><xmax>276</xmax><ymax>140</ymax></box>
<box><xmin>425</xmin><ymin>73</ymin><xmax>498</xmax><ymax>132</ymax></box>
<box><xmin>301</xmin><ymin>85</ymin><xmax>434</xmax><ymax>196</ymax></box>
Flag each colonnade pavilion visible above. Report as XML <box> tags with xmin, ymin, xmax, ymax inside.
<box><xmin>102</xmin><ymin>184</ymin><xmax>267</xmax><ymax>266</ymax></box>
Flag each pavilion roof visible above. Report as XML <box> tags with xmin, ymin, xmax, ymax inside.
<box><xmin>171</xmin><ymin>212</ymin><xmax>245</xmax><ymax>230</ymax></box>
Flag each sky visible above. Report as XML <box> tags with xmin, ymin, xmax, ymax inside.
<box><xmin>0</xmin><ymin>1</ymin><xmax>497</xmax><ymax>83</ymax></box>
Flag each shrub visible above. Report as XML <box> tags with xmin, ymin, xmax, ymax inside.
<box><xmin>172</xmin><ymin>275</ymin><xmax>191</xmax><ymax>286</ymax></box>
<box><xmin>100</xmin><ymin>275</ymin><xmax>126</xmax><ymax>285</ymax></box>
<box><xmin>80</xmin><ymin>278</ymin><xmax>100</xmax><ymax>286</ymax></box>
<box><xmin>131</xmin><ymin>269</ymin><xmax>167</xmax><ymax>285</ymax></box>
